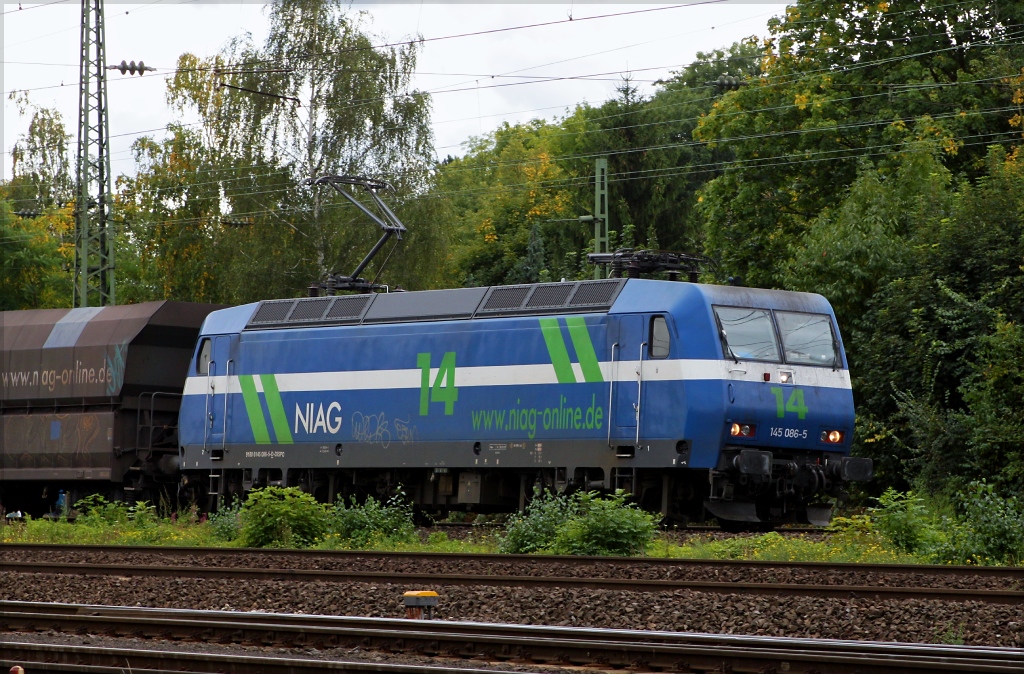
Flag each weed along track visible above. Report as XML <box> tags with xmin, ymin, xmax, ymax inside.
<box><xmin>1</xmin><ymin>545</ymin><xmax>1021</xmax><ymax>649</ymax></box>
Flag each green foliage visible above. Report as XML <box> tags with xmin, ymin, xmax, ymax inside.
<box><xmin>674</xmin><ymin>526</ymin><xmax>914</xmax><ymax>564</ymax></box>
<box><xmin>0</xmin><ymin>202</ymin><xmax>73</xmax><ymax>310</ymax></box>
<box><xmin>73</xmin><ymin>494</ymin><xmax>131</xmax><ymax>526</ymax></box>
<box><xmin>852</xmin><ymin>148</ymin><xmax>1024</xmax><ymax>496</ymax></box>
<box><xmin>499</xmin><ymin>489</ymin><xmax>583</xmax><ymax>554</ymax></box>
<box><xmin>868</xmin><ymin>488</ymin><xmax>939</xmax><ymax>555</ymax></box>
<box><xmin>547</xmin><ymin>491</ymin><xmax>657</xmax><ymax>556</ymax></box>
<box><xmin>785</xmin><ymin>148</ymin><xmax>950</xmax><ymax>331</ymax></box>
<box><xmin>323</xmin><ymin>492</ymin><xmax>417</xmax><ymax>549</ymax></box>
<box><xmin>7</xmin><ymin>95</ymin><xmax>74</xmax><ymax>210</ymax></box>
<box><xmin>855</xmin><ymin>484</ymin><xmax>1024</xmax><ymax>565</ymax></box>
<box><xmin>238</xmin><ymin>487</ymin><xmax>328</xmax><ymax>549</ymax></box>
<box><xmin>935</xmin><ymin>623</ymin><xmax>966</xmax><ymax>646</ymax></box>
<box><xmin>500</xmin><ymin>490</ymin><xmax>656</xmax><ymax>556</ymax></box>
<box><xmin>959</xmin><ymin>320</ymin><xmax>1024</xmax><ymax>496</ymax></box>
<box><xmin>696</xmin><ymin>0</ymin><xmax>1024</xmax><ymax>288</ymax></box>
<box><xmin>208</xmin><ymin>502</ymin><xmax>243</xmax><ymax>543</ymax></box>
<box><xmin>931</xmin><ymin>482</ymin><xmax>1024</xmax><ymax>566</ymax></box>
<box><xmin>116</xmin><ymin>0</ymin><xmax>448</xmax><ymax>304</ymax></box>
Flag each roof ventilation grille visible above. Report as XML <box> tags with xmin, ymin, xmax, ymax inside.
<box><xmin>480</xmin><ymin>286</ymin><xmax>531</xmax><ymax>312</ymax></box>
<box><xmin>250</xmin><ymin>300</ymin><xmax>294</xmax><ymax>324</ymax></box>
<box><xmin>326</xmin><ymin>295</ymin><xmax>372</xmax><ymax>319</ymax></box>
<box><xmin>288</xmin><ymin>298</ymin><xmax>333</xmax><ymax>322</ymax></box>
<box><xmin>569</xmin><ymin>280</ymin><xmax>623</xmax><ymax>306</ymax></box>
<box><xmin>526</xmin><ymin>283</ymin><xmax>574</xmax><ymax>308</ymax></box>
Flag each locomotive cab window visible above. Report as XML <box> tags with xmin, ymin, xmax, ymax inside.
<box><xmin>713</xmin><ymin>306</ymin><xmax>780</xmax><ymax>362</ymax></box>
<box><xmin>649</xmin><ymin>316</ymin><xmax>670</xmax><ymax>359</ymax></box>
<box><xmin>196</xmin><ymin>338</ymin><xmax>212</xmax><ymax>375</ymax></box>
<box><xmin>776</xmin><ymin>311</ymin><xmax>839</xmax><ymax>367</ymax></box>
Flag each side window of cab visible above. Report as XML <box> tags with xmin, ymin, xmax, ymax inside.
<box><xmin>196</xmin><ymin>338</ymin><xmax>212</xmax><ymax>375</ymax></box>
<box><xmin>649</xmin><ymin>315</ymin><xmax>671</xmax><ymax>359</ymax></box>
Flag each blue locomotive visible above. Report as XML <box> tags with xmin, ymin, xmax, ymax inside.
<box><xmin>178</xmin><ymin>277</ymin><xmax>872</xmax><ymax>527</ymax></box>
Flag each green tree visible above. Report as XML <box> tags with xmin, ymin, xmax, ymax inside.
<box><xmin>444</xmin><ymin>122</ymin><xmax>574</xmax><ymax>286</ymax></box>
<box><xmin>0</xmin><ymin>200</ymin><xmax>74</xmax><ymax>309</ymax></box>
<box><xmin>784</xmin><ymin>145</ymin><xmax>951</xmax><ymax>333</ymax></box>
<box><xmin>695</xmin><ymin>0</ymin><xmax>1024</xmax><ymax>287</ymax></box>
<box><xmin>121</xmin><ymin>0</ymin><xmax>446</xmax><ymax>303</ymax></box>
<box><xmin>7</xmin><ymin>94</ymin><xmax>74</xmax><ymax>211</ymax></box>
<box><xmin>854</xmin><ymin>146</ymin><xmax>1024</xmax><ymax>495</ymax></box>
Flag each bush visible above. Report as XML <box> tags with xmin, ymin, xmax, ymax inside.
<box><xmin>500</xmin><ymin>490</ymin><xmax>656</xmax><ymax>556</ymax></box>
<box><xmin>931</xmin><ymin>481</ymin><xmax>1024</xmax><ymax>566</ymax></box>
<box><xmin>209</xmin><ymin>501</ymin><xmax>242</xmax><ymax>542</ymax></box>
<box><xmin>864</xmin><ymin>483</ymin><xmax>1024</xmax><ymax>565</ymax></box>
<box><xmin>499</xmin><ymin>489</ymin><xmax>582</xmax><ymax>554</ymax></box>
<box><xmin>238</xmin><ymin>487</ymin><xmax>327</xmax><ymax>548</ymax></box>
<box><xmin>869</xmin><ymin>488</ymin><xmax>940</xmax><ymax>555</ymax></box>
<box><xmin>73</xmin><ymin>494</ymin><xmax>130</xmax><ymax>525</ymax></box>
<box><xmin>548</xmin><ymin>491</ymin><xmax>657</xmax><ymax>556</ymax></box>
<box><xmin>324</xmin><ymin>491</ymin><xmax>417</xmax><ymax>548</ymax></box>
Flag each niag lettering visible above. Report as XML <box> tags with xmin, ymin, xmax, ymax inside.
<box><xmin>294</xmin><ymin>401</ymin><xmax>343</xmax><ymax>435</ymax></box>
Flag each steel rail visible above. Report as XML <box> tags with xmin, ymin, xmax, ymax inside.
<box><xmin>2</xmin><ymin>601</ymin><xmax>1021</xmax><ymax>673</ymax></box>
<box><xmin>0</xmin><ymin>641</ymin><xmax>518</xmax><ymax>674</ymax></box>
<box><xmin>4</xmin><ymin>542</ymin><xmax>1022</xmax><ymax>579</ymax></box>
<box><xmin>2</xmin><ymin>559</ymin><xmax>1021</xmax><ymax>603</ymax></box>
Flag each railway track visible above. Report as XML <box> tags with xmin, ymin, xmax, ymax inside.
<box><xmin>3</xmin><ymin>558</ymin><xmax>1021</xmax><ymax>604</ymax></box>
<box><xmin>3</xmin><ymin>601</ymin><xmax>1021</xmax><ymax>673</ymax></box>
<box><xmin>2</xmin><ymin>543</ymin><xmax>1022</xmax><ymax>604</ymax></box>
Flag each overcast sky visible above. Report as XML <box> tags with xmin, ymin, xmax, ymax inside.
<box><xmin>2</xmin><ymin>1</ymin><xmax>786</xmax><ymax>181</ymax></box>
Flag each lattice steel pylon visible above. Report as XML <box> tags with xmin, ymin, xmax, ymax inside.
<box><xmin>74</xmin><ymin>0</ymin><xmax>114</xmax><ymax>307</ymax></box>
<box><xmin>592</xmin><ymin>157</ymin><xmax>609</xmax><ymax>280</ymax></box>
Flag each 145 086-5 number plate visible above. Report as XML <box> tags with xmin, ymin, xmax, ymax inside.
<box><xmin>770</xmin><ymin>427</ymin><xmax>808</xmax><ymax>439</ymax></box>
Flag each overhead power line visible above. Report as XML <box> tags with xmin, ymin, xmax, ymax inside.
<box><xmin>6</xmin><ymin>123</ymin><xmax>1019</xmax><ymax>249</ymax></box>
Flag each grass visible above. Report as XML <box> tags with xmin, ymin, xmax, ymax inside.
<box><xmin>2</xmin><ymin>514</ymin><xmax>223</xmax><ymax>548</ymax></box>
<box><xmin>653</xmin><ymin>530</ymin><xmax>919</xmax><ymax>564</ymax></box>
<box><xmin>3</xmin><ymin>516</ymin><xmax>925</xmax><ymax>563</ymax></box>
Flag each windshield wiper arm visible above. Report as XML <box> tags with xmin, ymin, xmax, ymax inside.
<box><xmin>720</xmin><ymin>330</ymin><xmax>739</xmax><ymax>364</ymax></box>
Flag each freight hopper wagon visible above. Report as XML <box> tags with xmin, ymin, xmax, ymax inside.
<box><xmin>1</xmin><ymin>302</ymin><xmax>222</xmax><ymax>514</ymax></box>
<box><xmin>180</xmin><ymin>279</ymin><xmax>873</xmax><ymax>526</ymax></box>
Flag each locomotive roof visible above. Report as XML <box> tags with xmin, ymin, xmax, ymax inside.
<box><xmin>221</xmin><ymin>279</ymin><xmax>834</xmax><ymax>334</ymax></box>
<box><xmin>1</xmin><ymin>301</ymin><xmax>223</xmax><ymax>403</ymax></box>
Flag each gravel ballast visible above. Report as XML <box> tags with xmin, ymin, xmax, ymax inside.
<box><xmin>2</xmin><ymin>547</ymin><xmax>1019</xmax><ymax>590</ymax></box>
<box><xmin>1</xmin><ymin>572</ymin><xmax>1019</xmax><ymax>648</ymax></box>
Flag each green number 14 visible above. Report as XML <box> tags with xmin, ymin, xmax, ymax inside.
<box><xmin>418</xmin><ymin>351</ymin><xmax>458</xmax><ymax>416</ymax></box>
<box><xmin>770</xmin><ymin>387</ymin><xmax>808</xmax><ymax>419</ymax></box>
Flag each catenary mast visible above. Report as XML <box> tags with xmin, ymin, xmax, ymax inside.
<box><xmin>75</xmin><ymin>0</ymin><xmax>114</xmax><ymax>307</ymax></box>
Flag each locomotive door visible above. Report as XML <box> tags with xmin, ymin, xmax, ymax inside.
<box><xmin>203</xmin><ymin>335</ymin><xmax>233</xmax><ymax>453</ymax></box>
<box><xmin>610</xmin><ymin>314</ymin><xmax>644</xmax><ymax>444</ymax></box>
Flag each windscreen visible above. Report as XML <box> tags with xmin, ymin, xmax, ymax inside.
<box><xmin>713</xmin><ymin>306</ymin><xmax>780</xmax><ymax>362</ymax></box>
<box><xmin>776</xmin><ymin>311</ymin><xmax>838</xmax><ymax>367</ymax></box>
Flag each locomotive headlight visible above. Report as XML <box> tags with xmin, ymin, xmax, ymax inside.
<box><xmin>730</xmin><ymin>423</ymin><xmax>756</xmax><ymax>437</ymax></box>
<box><xmin>820</xmin><ymin>430</ymin><xmax>845</xmax><ymax>444</ymax></box>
